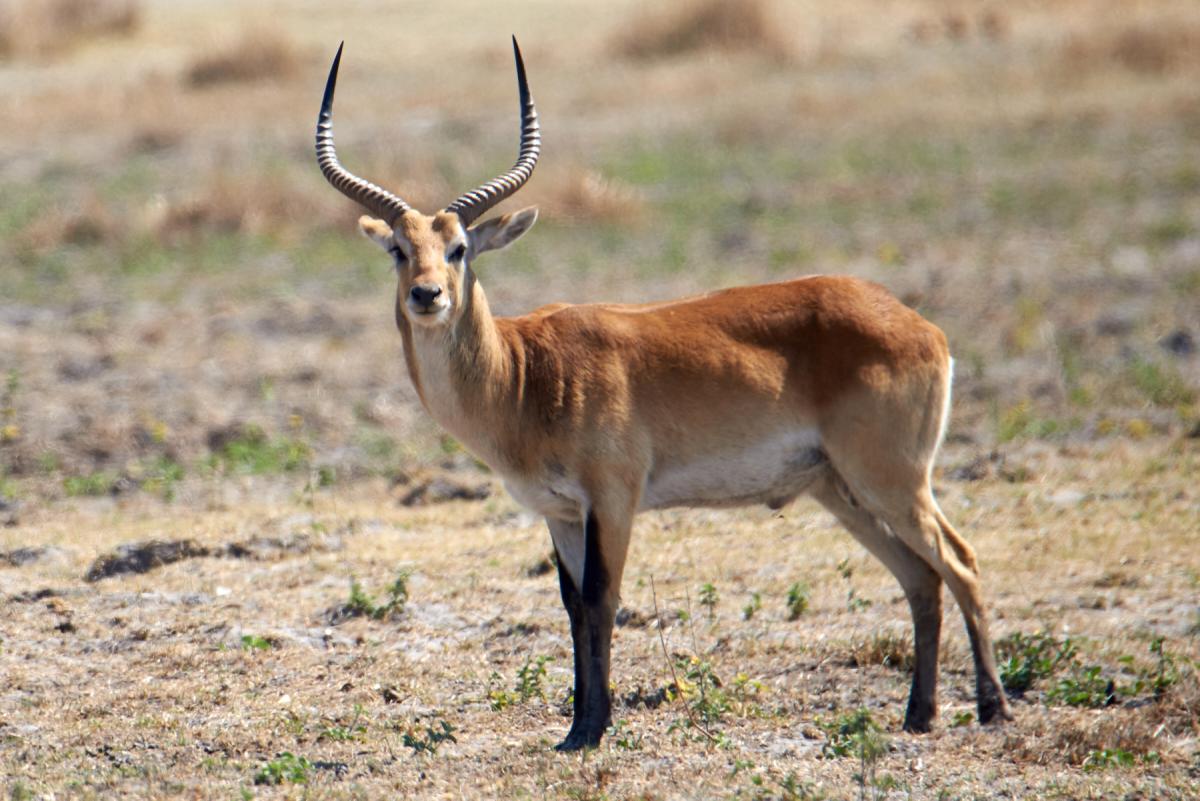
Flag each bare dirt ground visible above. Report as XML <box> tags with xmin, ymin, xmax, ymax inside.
<box><xmin>1</xmin><ymin>1</ymin><xmax>1199</xmax><ymax>798</ymax></box>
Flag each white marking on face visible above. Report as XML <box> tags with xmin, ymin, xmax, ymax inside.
<box><xmin>641</xmin><ymin>428</ymin><xmax>825</xmax><ymax>510</ymax></box>
<box><xmin>406</xmin><ymin>302</ymin><xmax>452</xmax><ymax>326</ymax></box>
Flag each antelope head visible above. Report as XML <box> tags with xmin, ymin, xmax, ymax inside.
<box><xmin>316</xmin><ymin>38</ymin><xmax>541</xmax><ymax>329</ymax></box>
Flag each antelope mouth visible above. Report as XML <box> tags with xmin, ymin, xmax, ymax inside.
<box><xmin>407</xmin><ymin>302</ymin><xmax>451</xmax><ymax>322</ymax></box>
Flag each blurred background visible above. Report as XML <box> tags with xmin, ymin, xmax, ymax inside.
<box><xmin>1</xmin><ymin>0</ymin><xmax>1197</xmax><ymax>512</ymax></box>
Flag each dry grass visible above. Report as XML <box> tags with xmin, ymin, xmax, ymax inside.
<box><xmin>848</xmin><ymin>630</ymin><xmax>915</xmax><ymax>672</ymax></box>
<box><xmin>2</xmin><ymin>443</ymin><xmax>1198</xmax><ymax>799</ymax></box>
<box><xmin>0</xmin><ymin>0</ymin><xmax>140</xmax><ymax>59</ymax></box>
<box><xmin>3</xmin><ymin>0</ymin><xmax>1200</xmax><ymax>797</ymax></box>
<box><xmin>1060</xmin><ymin>17</ymin><xmax>1200</xmax><ymax>76</ymax></box>
<box><xmin>185</xmin><ymin>29</ymin><xmax>305</xmax><ymax>88</ymax></box>
<box><xmin>612</xmin><ymin>0</ymin><xmax>789</xmax><ymax>61</ymax></box>
<box><xmin>152</xmin><ymin>171</ymin><xmax>350</xmax><ymax>243</ymax></box>
<box><xmin>530</xmin><ymin>166</ymin><xmax>648</xmax><ymax>224</ymax></box>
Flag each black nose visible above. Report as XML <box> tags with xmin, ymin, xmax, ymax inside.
<box><xmin>410</xmin><ymin>284</ymin><xmax>443</xmax><ymax>307</ymax></box>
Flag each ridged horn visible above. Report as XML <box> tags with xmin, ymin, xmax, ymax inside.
<box><xmin>315</xmin><ymin>42</ymin><xmax>411</xmax><ymax>222</ymax></box>
<box><xmin>444</xmin><ymin>36</ymin><xmax>541</xmax><ymax>227</ymax></box>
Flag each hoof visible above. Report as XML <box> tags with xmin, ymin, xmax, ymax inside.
<box><xmin>978</xmin><ymin>689</ymin><xmax>1015</xmax><ymax>726</ymax></box>
<box><xmin>979</xmin><ymin>701</ymin><xmax>1015</xmax><ymax>726</ymax></box>
<box><xmin>902</xmin><ymin>699</ymin><xmax>935</xmax><ymax>734</ymax></box>
<box><xmin>554</xmin><ymin>727</ymin><xmax>603</xmax><ymax>752</ymax></box>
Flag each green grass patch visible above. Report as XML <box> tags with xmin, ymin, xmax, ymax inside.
<box><xmin>253</xmin><ymin>752</ymin><xmax>311</xmax><ymax>786</ymax></box>
<box><xmin>997</xmin><ymin>631</ymin><xmax>1078</xmax><ymax>695</ymax></box>
<box><xmin>340</xmin><ymin>571</ymin><xmax>410</xmax><ymax>621</ymax></box>
<box><xmin>1127</xmin><ymin>357</ymin><xmax>1195</xmax><ymax>408</ymax></box>
<box><xmin>62</xmin><ymin>470</ymin><xmax>119</xmax><ymax>497</ymax></box>
<box><xmin>209</xmin><ymin>424</ymin><xmax>310</xmax><ymax>476</ymax></box>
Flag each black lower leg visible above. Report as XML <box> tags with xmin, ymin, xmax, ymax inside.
<box><xmin>555</xmin><ymin>512</ymin><xmax>615</xmax><ymax>752</ymax></box>
<box><xmin>902</xmin><ymin>592</ymin><xmax>942</xmax><ymax>733</ymax></box>
<box><xmin>967</xmin><ymin>627</ymin><xmax>1013</xmax><ymax>724</ymax></box>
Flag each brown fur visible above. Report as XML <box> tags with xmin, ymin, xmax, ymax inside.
<box><xmin>359</xmin><ymin>205</ymin><xmax>1013</xmax><ymax>747</ymax></box>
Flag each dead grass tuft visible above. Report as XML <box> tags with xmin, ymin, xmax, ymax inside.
<box><xmin>1060</xmin><ymin>19</ymin><xmax>1200</xmax><ymax>77</ymax></box>
<box><xmin>848</xmin><ymin>631</ymin><xmax>914</xmax><ymax>672</ymax></box>
<box><xmin>612</xmin><ymin>0</ymin><xmax>789</xmax><ymax>61</ymax></box>
<box><xmin>185</xmin><ymin>30</ymin><xmax>304</xmax><ymax>88</ymax></box>
<box><xmin>1045</xmin><ymin>710</ymin><xmax>1167</xmax><ymax>767</ymax></box>
<box><xmin>152</xmin><ymin>172</ymin><xmax>348</xmax><ymax>243</ymax></box>
<box><xmin>531</xmin><ymin>167</ymin><xmax>647</xmax><ymax>225</ymax></box>
<box><xmin>908</xmin><ymin>8</ymin><xmax>1010</xmax><ymax>44</ymax></box>
<box><xmin>15</xmin><ymin>196</ymin><xmax>125</xmax><ymax>254</ymax></box>
<box><xmin>0</xmin><ymin>0</ymin><xmax>140</xmax><ymax>60</ymax></box>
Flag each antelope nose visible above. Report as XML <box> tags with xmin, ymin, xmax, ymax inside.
<box><xmin>410</xmin><ymin>284</ymin><xmax>443</xmax><ymax>307</ymax></box>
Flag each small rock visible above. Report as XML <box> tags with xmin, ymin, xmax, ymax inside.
<box><xmin>1160</xmin><ymin>329</ymin><xmax>1195</xmax><ymax>357</ymax></box>
<box><xmin>0</xmin><ymin>495</ymin><xmax>19</xmax><ymax>527</ymax></box>
<box><xmin>616</xmin><ymin>607</ymin><xmax>650</xmax><ymax>628</ymax></box>
<box><xmin>85</xmin><ymin>539</ymin><xmax>211</xmax><ymax>582</ymax></box>
<box><xmin>947</xmin><ymin>451</ymin><xmax>1031</xmax><ymax>483</ymax></box>
<box><xmin>397</xmin><ymin>472</ymin><xmax>492</xmax><ymax>507</ymax></box>
<box><xmin>1047</xmin><ymin>488</ymin><xmax>1088</xmax><ymax>507</ymax></box>
<box><xmin>2</xmin><ymin>545</ymin><xmax>66</xmax><ymax>567</ymax></box>
<box><xmin>524</xmin><ymin>554</ymin><xmax>555</xmax><ymax>577</ymax></box>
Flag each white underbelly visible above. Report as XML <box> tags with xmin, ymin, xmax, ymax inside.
<box><xmin>641</xmin><ymin>429</ymin><xmax>826</xmax><ymax>511</ymax></box>
<box><xmin>503</xmin><ymin>473</ymin><xmax>587</xmax><ymax>521</ymax></box>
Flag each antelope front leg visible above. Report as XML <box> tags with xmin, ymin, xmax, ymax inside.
<box><xmin>547</xmin><ymin>508</ymin><xmax>630</xmax><ymax>751</ymax></box>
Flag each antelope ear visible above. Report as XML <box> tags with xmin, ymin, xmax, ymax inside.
<box><xmin>468</xmin><ymin>206</ymin><xmax>538</xmax><ymax>255</ymax></box>
<box><xmin>358</xmin><ymin>215</ymin><xmax>394</xmax><ymax>251</ymax></box>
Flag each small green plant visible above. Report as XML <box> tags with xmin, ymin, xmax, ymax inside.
<box><xmin>785</xmin><ymin>582</ymin><xmax>810</xmax><ymax>620</ymax></box>
<box><xmin>1082</xmin><ymin>747</ymin><xmax>1136</xmax><ymax>772</ymax></box>
<box><xmin>996</xmin><ymin>631</ymin><xmax>1077</xmax><ymax>694</ymax></box>
<box><xmin>401</xmin><ymin>718</ymin><xmax>456</xmax><ymax>755</ymax></box>
<box><xmin>672</xmin><ymin>656</ymin><xmax>745</xmax><ymax>727</ymax></box>
<box><xmin>995</xmin><ymin>401</ymin><xmax>1064</xmax><ymax>443</ymax></box>
<box><xmin>818</xmin><ymin>708</ymin><xmax>890</xmax><ymax>799</ymax></box>
<box><xmin>778</xmin><ymin>772</ymin><xmax>825</xmax><ymax>801</ymax></box>
<box><xmin>515</xmin><ymin>654</ymin><xmax>553</xmax><ymax>701</ymax></box>
<box><xmin>211</xmin><ymin>424</ymin><xmax>310</xmax><ymax>475</ymax></box>
<box><xmin>63</xmin><ymin>470</ymin><xmax>118</xmax><ymax>497</ymax></box>
<box><xmin>837</xmin><ymin>558</ymin><xmax>873</xmax><ymax>612</ymax></box>
<box><xmin>490</xmin><ymin>655</ymin><xmax>555</xmax><ymax>710</ymax></box>
<box><xmin>606</xmin><ymin>719</ymin><xmax>643</xmax><ymax>751</ymax></box>
<box><xmin>1047</xmin><ymin>664</ymin><xmax>1115</xmax><ymax>708</ymax></box>
<box><xmin>698</xmin><ymin>582</ymin><xmax>719</xmax><ymax>621</ymax></box>
<box><xmin>342</xmin><ymin>570</ymin><xmax>409</xmax><ymax>621</ymax></box>
<box><xmin>253</xmin><ymin>752</ymin><xmax>311</xmax><ymax>785</ymax></box>
<box><xmin>1145</xmin><ymin>636</ymin><xmax>1180</xmax><ymax>698</ymax></box>
<box><xmin>240</xmin><ymin>634</ymin><xmax>272</xmax><ymax>651</ymax></box>
<box><xmin>140</xmin><ymin>456</ymin><xmax>184</xmax><ymax>501</ymax></box>
<box><xmin>1</xmin><ymin>368</ymin><xmax>19</xmax><ymax>443</ymax></box>
<box><xmin>282</xmin><ymin>710</ymin><xmax>308</xmax><ymax>738</ymax></box>
<box><xmin>1127</xmin><ymin>356</ymin><xmax>1195</xmax><ymax>408</ymax></box>
<box><xmin>487</xmin><ymin>671</ymin><xmax>515</xmax><ymax>711</ymax></box>
<box><xmin>949</xmin><ymin>710</ymin><xmax>975</xmax><ymax>728</ymax></box>
<box><xmin>0</xmin><ymin>467</ymin><xmax>17</xmax><ymax>501</ymax></box>
<box><xmin>846</xmin><ymin>593</ymin><xmax>872</xmax><ymax>613</ymax></box>
<box><xmin>819</xmin><ymin>708</ymin><xmax>877</xmax><ymax>759</ymax></box>
<box><xmin>8</xmin><ymin>780</ymin><xmax>33</xmax><ymax>801</ymax></box>
<box><xmin>321</xmin><ymin>706</ymin><xmax>367</xmax><ymax>742</ymax></box>
<box><xmin>742</xmin><ymin>592</ymin><xmax>762</xmax><ymax>621</ymax></box>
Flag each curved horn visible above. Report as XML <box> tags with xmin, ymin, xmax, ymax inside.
<box><xmin>444</xmin><ymin>36</ymin><xmax>541</xmax><ymax>227</ymax></box>
<box><xmin>316</xmin><ymin>43</ymin><xmax>411</xmax><ymax>222</ymax></box>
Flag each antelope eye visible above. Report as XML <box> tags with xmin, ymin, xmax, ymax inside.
<box><xmin>388</xmin><ymin>247</ymin><xmax>407</xmax><ymax>263</ymax></box>
<box><xmin>449</xmin><ymin>244</ymin><xmax>466</xmax><ymax>262</ymax></box>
